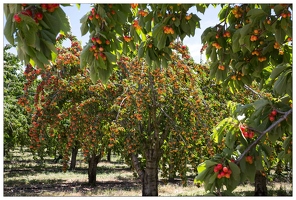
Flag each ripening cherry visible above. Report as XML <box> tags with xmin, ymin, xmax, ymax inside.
<box><xmin>271</xmin><ymin>110</ymin><xmax>277</xmax><ymax>116</ymax></box>
<box><xmin>239</xmin><ymin>124</ymin><xmax>246</xmax><ymax>132</ymax></box>
<box><xmin>216</xmin><ymin>163</ymin><xmax>223</xmax><ymax>171</ymax></box>
<box><xmin>214</xmin><ymin>166</ymin><xmax>219</xmax><ymax>173</ymax></box>
<box><xmin>222</xmin><ymin>166</ymin><xmax>229</xmax><ymax>173</ymax></box>
<box><xmin>14</xmin><ymin>14</ymin><xmax>22</xmax><ymax>23</ymax></box>
<box><xmin>243</xmin><ymin>131</ymin><xmax>249</xmax><ymax>138</ymax></box>
<box><xmin>35</xmin><ymin>12</ymin><xmax>43</xmax><ymax>21</ymax></box>
<box><xmin>246</xmin><ymin>155</ymin><xmax>253</xmax><ymax>164</ymax></box>
<box><xmin>41</xmin><ymin>4</ymin><xmax>47</xmax><ymax>10</ymax></box>
<box><xmin>248</xmin><ymin>131</ymin><xmax>254</xmax><ymax>139</ymax></box>
<box><xmin>269</xmin><ymin>116</ymin><xmax>275</xmax><ymax>122</ymax></box>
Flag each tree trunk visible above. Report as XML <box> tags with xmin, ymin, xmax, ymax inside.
<box><xmin>254</xmin><ymin>170</ymin><xmax>267</xmax><ymax>196</ymax></box>
<box><xmin>107</xmin><ymin>149</ymin><xmax>111</xmax><ymax>162</ymax></box>
<box><xmin>69</xmin><ymin>146</ymin><xmax>79</xmax><ymax>170</ymax></box>
<box><xmin>88</xmin><ymin>153</ymin><xmax>101</xmax><ymax>186</ymax></box>
<box><xmin>142</xmin><ymin>159</ymin><xmax>159</xmax><ymax>196</ymax></box>
<box><xmin>168</xmin><ymin>163</ymin><xmax>175</xmax><ymax>182</ymax></box>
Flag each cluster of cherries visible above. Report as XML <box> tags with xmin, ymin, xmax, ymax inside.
<box><xmin>213</xmin><ymin>163</ymin><xmax>232</xmax><ymax>179</ymax></box>
<box><xmin>13</xmin><ymin>4</ymin><xmax>59</xmax><ymax>23</ymax></box>
<box><xmin>239</xmin><ymin>124</ymin><xmax>255</xmax><ymax>139</ymax></box>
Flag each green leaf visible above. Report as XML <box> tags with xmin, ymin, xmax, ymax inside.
<box><xmin>181</xmin><ymin>18</ymin><xmax>190</xmax><ymax>34</ymax></box>
<box><xmin>90</xmin><ymin>64</ymin><xmax>99</xmax><ymax>84</ymax></box>
<box><xmin>138</xmin><ymin>42</ymin><xmax>145</xmax><ymax>58</ymax></box>
<box><xmin>80</xmin><ymin>20</ymin><xmax>89</xmax><ymax>36</ymax></box>
<box><xmin>245</xmin><ymin>162</ymin><xmax>256</xmax><ymax>183</ymax></box>
<box><xmin>161</xmin><ymin>57</ymin><xmax>168</xmax><ymax>68</ymax></box>
<box><xmin>229</xmin><ymin>162</ymin><xmax>240</xmax><ymax>181</ymax></box>
<box><xmin>35</xmin><ymin>51</ymin><xmax>50</xmax><ymax>65</ymax></box>
<box><xmin>97</xmin><ymin>62</ymin><xmax>113</xmax><ymax>84</ymax></box>
<box><xmin>273</xmin><ymin>74</ymin><xmax>287</xmax><ymax>96</ymax></box>
<box><xmin>145</xmin><ymin>50</ymin><xmax>151</xmax><ymax>67</ymax></box>
<box><xmin>212</xmin><ymin>117</ymin><xmax>231</xmax><ymax>143</ymax></box>
<box><xmin>4</xmin><ymin>13</ymin><xmax>14</xmax><ymax>44</ymax></box>
<box><xmin>270</xmin><ymin>63</ymin><xmax>289</xmax><ymax>80</ymax></box>
<box><xmin>174</xmin><ymin>18</ymin><xmax>180</xmax><ymax>27</ymax></box>
<box><xmin>41</xmin><ymin>39</ymin><xmax>58</xmax><ymax>55</ymax></box>
<box><xmin>80</xmin><ymin>43</ymin><xmax>93</xmax><ymax>69</ymax></box>
<box><xmin>75</xmin><ymin>3</ymin><xmax>81</xmax><ymax>10</ymax></box>
<box><xmin>273</xmin><ymin>5</ymin><xmax>285</xmax><ymax>15</ymax></box>
<box><xmin>145</xmin><ymin>21</ymin><xmax>152</xmax><ymax>32</ymax></box>
<box><xmin>104</xmin><ymin>52</ymin><xmax>116</xmax><ymax>64</ymax></box>
<box><xmin>156</xmin><ymin>33</ymin><xmax>167</xmax><ymax>50</ymax></box>
<box><xmin>52</xmin><ymin>7</ymin><xmax>71</xmax><ymax>33</ymax></box>
<box><xmin>197</xmin><ymin>162</ymin><xmax>206</xmax><ymax>174</ymax></box>
<box><xmin>196</xmin><ymin>4</ymin><xmax>207</xmax><ymax>14</ymax></box>
<box><xmin>116</xmin><ymin>10</ymin><xmax>127</xmax><ymax>24</ymax></box>
<box><xmin>225</xmin><ymin>127</ymin><xmax>236</xmax><ymax>148</ymax></box>
<box><xmin>205</xmin><ymin>160</ymin><xmax>218</xmax><ymax>168</ymax></box>
<box><xmin>247</xmin><ymin>9</ymin><xmax>268</xmax><ymax>20</ymax></box>
<box><xmin>253</xmin><ymin>99</ymin><xmax>269</xmax><ymax>109</ymax></box>
<box><xmin>240</xmin><ymin>24</ymin><xmax>251</xmax><ymax>37</ymax></box>
<box><xmin>152</xmin><ymin>23</ymin><xmax>165</xmax><ymax>38</ymax></box>
<box><xmin>40</xmin><ymin>29</ymin><xmax>57</xmax><ymax>43</ymax></box>
<box><xmin>43</xmin><ymin>12</ymin><xmax>60</xmax><ymax>35</ymax></box>
<box><xmin>275</xmin><ymin>28</ymin><xmax>286</xmax><ymax>44</ymax></box>
<box><xmin>208</xmin><ymin>172</ymin><xmax>217</xmax><ymax>184</ymax></box>
<box><xmin>262</xmin><ymin>41</ymin><xmax>274</xmax><ymax>55</ymax></box>
<box><xmin>232</xmin><ymin>30</ymin><xmax>241</xmax><ymax>53</ymax></box>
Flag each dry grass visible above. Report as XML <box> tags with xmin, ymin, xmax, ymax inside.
<box><xmin>3</xmin><ymin>148</ymin><xmax>292</xmax><ymax>196</ymax></box>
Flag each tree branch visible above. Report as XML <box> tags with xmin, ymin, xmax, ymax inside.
<box><xmin>244</xmin><ymin>84</ymin><xmax>262</xmax><ymax>98</ymax></box>
<box><xmin>131</xmin><ymin>153</ymin><xmax>144</xmax><ymax>181</ymax></box>
<box><xmin>235</xmin><ymin>108</ymin><xmax>292</xmax><ymax>164</ymax></box>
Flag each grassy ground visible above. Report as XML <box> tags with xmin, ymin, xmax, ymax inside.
<box><xmin>3</xmin><ymin>148</ymin><xmax>292</xmax><ymax>196</ymax></box>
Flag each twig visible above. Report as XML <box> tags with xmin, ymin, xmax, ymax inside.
<box><xmin>235</xmin><ymin>108</ymin><xmax>292</xmax><ymax>164</ymax></box>
<box><xmin>244</xmin><ymin>84</ymin><xmax>262</xmax><ymax>98</ymax></box>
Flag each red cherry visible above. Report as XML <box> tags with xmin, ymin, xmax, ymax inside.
<box><xmin>216</xmin><ymin>163</ymin><xmax>223</xmax><ymax>171</ymax></box>
<box><xmin>269</xmin><ymin>116</ymin><xmax>275</xmax><ymax>122</ymax></box>
<box><xmin>214</xmin><ymin>167</ymin><xmax>219</xmax><ymax>173</ymax></box>
<box><xmin>223</xmin><ymin>166</ymin><xmax>229</xmax><ymax>173</ymax></box>
<box><xmin>239</xmin><ymin>124</ymin><xmax>246</xmax><ymax>132</ymax></box>
<box><xmin>271</xmin><ymin>110</ymin><xmax>277</xmax><ymax>116</ymax></box>
<box><xmin>248</xmin><ymin>131</ymin><xmax>254</xmax><ymax>139</ymax></box>
<box><xmin>36</xmin><ymin>12</ymin><xmax>43</xmax><ymax>21</ymax></box>
<box><xmin>21</xmin><ymin>9</ymin><xmax>32</xmax><ymax>16</ymax></box>
<box><xmin>14</xmin><ymin>14</ymin><xmax>22</xmax><ymax>23</ymax></box>
<box><xmin>243</xmin><ymin>132</ymin><xmax>249</xmax><ymax>138</ymax></box>
<box><xmin>41</xmin><ymin>4</ymin><xmax>48</xmax><ymax>10</ymax></box>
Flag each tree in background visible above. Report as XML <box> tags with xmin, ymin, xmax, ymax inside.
<box><xmin>4</xmin><ymin>45</ymin><xmax>31</xmax><ymax>156</ymax></box>
<box><xmin>21</xmin><ymin>34</ymin><xmax>123</xmax><ymax>186</ymax></box>
<box><xmin>110</xmin><ymin>42</ymin><xmax>254</xmax><ymax>195</ymax></box>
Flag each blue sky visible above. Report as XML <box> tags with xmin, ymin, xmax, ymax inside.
<box><xmin>3</xmin><ymin>3</ymin><xmax>220</xmax><ymax>63</ymax></box>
